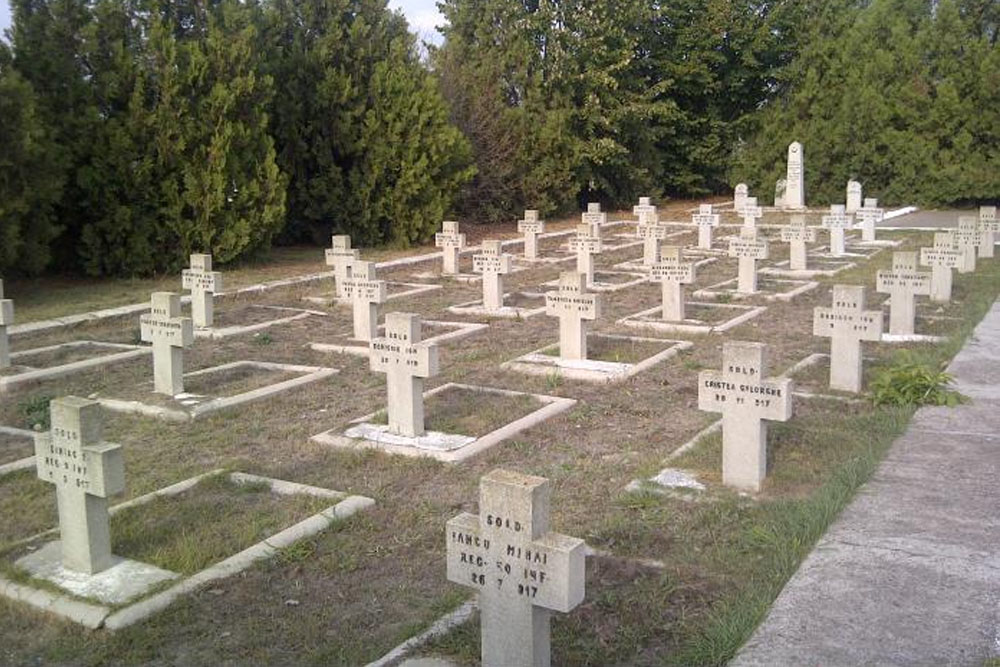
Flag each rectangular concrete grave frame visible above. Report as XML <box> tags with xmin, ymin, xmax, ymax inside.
<box><xmin>651</xmin><ymin>246</ymin><xmax>696</xmax><ymax>321</ymax></box>
<box><xmin>698</xmin><ymin>342</ymin><xmax>793</xmax><ymax>492</ymax></box>
<box><xmin>693</xmin><ymin>204</ymin><xmax>721</xmax><ymax>250</ymax></box>
<box><xmin>846</xmin><ymin>181</ymin><xmax>862</xmax><ymax>213</ymax></box>
<box><xmin>734</xmin><ymin>184</ymin><xmax>749</xmax><ymax>212</ymax></box>
<box><xmin>784</xmin><ymin>142</ymin><xmax>805</xmax><ymax>209</ymax></box>
<box><xmin>435</xmin><ymin>221</ymin><xmax>467</xmax><ymax>275</ymax></box>
<box><xmin>544</xmin><ymin>272</ymin><xmax>599</xmax><ymax>360</ymax></box>
<box><xmin>139</xmin><ymin>292</ymin><xmax>194</xmax><ymax>396</ymax></box>
<box><xmin>326</xmin><ymin>235</ymin><xmax>360</xmax><ymax>300</ymax></box>
<box><xmin>518</xmin><ymin>210</ymin><xmax>546</xmax><ymax>260</ymax></box>
<box><xmin>694</xmin><ymin>275</ymin><xmax>818</xmax><ymax>303</ymax></box>
<box><xmin>193</xmin><ymin>305</ymin><xmax>328</xmax><ymax>341</ymax></box>
<box><xmin>447</xmin><ymin>469</ymin><xmax>586</xmax><ymax>667</ymax></box>
<box><xmin>617</xmin><ymin>301</ymin><xmax>768</xmax><ymax>336</ymax></box>
<box><xmin>729</xmin><ymin>229</ymin><xmax>769</xmax><ymax>294</ymax></box>
<box><xmin>342</xmin><ymin>260</ymin><xmax>387</xmax><ymax>341</ymax></box>
<box><xmin>1</xmin><ymin>341</ymin><xmax>151</xmax><ymax>394</ymax></box>
<box><xmin>876</xmin><ymin>251</ymin><xmax>932</xmax><ymax>336</ymax></box>
<box><xmin>813</xmin><ymin>286</ymin><xmax>884</xmax><ymax>392</ymax></box>
<box><xmin>822</xmin><ymin>205</ymin><xmax>854</xmax><ymax>257</ymax></box>
<box><xmin>1</xmin><ymin>469</ymin><xmax>374</xmax><ymax>629</ymax></box>
<box><xmin>371</xmin><ymin>313</ymin><xmax>439</xmax><ymax>438</ymax></box>
<box><xmin>780</xmin><ymin>216</ymin><xmax>817</xmax><ymax>271</ymax></box>
<box><xmin>0</xmin><ymin>279</ymin><xmax>12</xmax><ymax>369</ymax></box>
<box><xmin>311</xmin><ymin>383</ymin><xmax>576</xmax><ymax>463</ymax></box>
<box><xmin>96</xmin><ymin>361</ymin><xmax>338</xmax><ymax>422</ymax></box>
<box><xmin>181</xmin><ymin>254</ymin><xmax>223</xmax><ymax>328</ymax></box>
<box><xmin>920</xmin><ymin>235</ymin><xmax>963</xmax><ymax>303</ymax></box>
<box><xmin>473</xmin><ymin>240</ymin><xmax>514</xmax><ymax>312</ymax></box>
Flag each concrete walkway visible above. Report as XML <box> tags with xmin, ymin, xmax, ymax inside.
<box><xmin>732</xmin><ymin>299</ymin><xmax>1000</xmax><ymax>666</ymax></box>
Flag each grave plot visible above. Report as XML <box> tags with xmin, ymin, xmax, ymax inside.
<box><xmin>447</xmin><ymin>290</ymin><xmax>548</xmax><ymax>319</ymax></box>
<box><xmin>1</xmin><ymin>469</ymin><xmax>373</xmax><ymax>629</ymax></box>
<box><xmin>538</xmin><ymin>269</ymin><xmax>647</xmax><ymax>293</ymax></box>
<box><xmin>95</xmin><ymin>360</ymin><xmax>338</xmax><ymax>421</ymax></box>
<box><xmin>694</xmin><ymin>275</ymin><xmax>818</xmax><ymax>302</ymax></box>
<box><xmin>812</xmin><ymin>238</ymin><xmax>884</xmax><ymax>259</ymax></box>
<box><xmin>761</xmin><ymin>257</ymin><xmax>856</xmax><ymax>278</ymax></box>
<box><xmin>612</xmin><ymin>230</ymin><xmax>696</xmax><ymax>271</ymax></box>
<box><xmin>300</xmin><ymin>279</ymin><xmax>441</xmax><ymax>306</ymax></box>
<box><xmin>0</xmin><ymin>340</ymin><xmax>150</xmax><ymax>393</ymax></box>
<box><xmin>779</xmin><ymin>353</ymin><xmax>879</xmax><ymax>399</ymax></box>
<box><xmin>0</xmin><ymin>426</ymin><xmax>35</xmax><ymax>476</ymax></box>
<box><xmin>192</xmin><ymin>303</ymin><xmax>330</xmax><ymax>340</ymax></box>
<box><xmin>308</xmin><ymin>318</ymin><xmax>488</xmax><ymax>357</ymax></box>
<box><xmin>312</xmin><ymin>383</ymin><xmax>575</xmax><ymax>463</ymax></box>
<box><xmin>445</xmin><ymin>241</ymin><xmax>548</xmax><ymax>319</ymax></box>
<box><xmin>503</xmin><ymin>333</ymin><xmax>692</xmax><ymax>383</ymax></box>
<box><xmin>618</xmin><ymin>301</ymin><xmax>767</xmax><ymax>335</ymax></box>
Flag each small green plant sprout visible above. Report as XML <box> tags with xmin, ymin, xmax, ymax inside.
<box><xmin>870</xmin><ymin>353</ymin><xmax>965</xmax><ymax>407</ymax></box>
<box><xmin>545</xmin><ymin>369</ymin><xmax>563</xmax><ymax>390</ymax></box>
<box><xmin>716</xmin><ymin>293</ymin><xmax>733</xmax><ymax>304</ymax></box>
<box><xmin>19</xmin><ymin>394</ymin><xmax>53</xmax><ymax>430</ymax></box>
<box><xmin>253</xmin><ymin>332</ymin><xmax>274</xmax><ymax>346</ymax></box>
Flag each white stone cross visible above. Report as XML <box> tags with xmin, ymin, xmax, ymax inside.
<box><xmin>326</xmin><ymin>235</ymin><xmax>360</xmax><ymax>300</ymax></box>
<box><xmin>473</xmin><ymin>240</ymin><xmax>514</xmax><ymax>312</ymax></box>
<box><xmin>636</xmin><ymin>212</ymin><xmax>667</xmax><ymax>266</ymax></box>
<box><xmin>822</xmin><ymin>205</ymin><xmax>853</xmax><ymax>256</ymax></box>
<box><xmin>435</xmin><ymin>221</ymin><xmax>466</xmax><ymax>275</ymax></box>
<box><xmin>181</xmin><ymin>254</ymin><xmax>223</xmax><ymax>328</ymax></box>
<box><xmin>633</xmin><ymin>196</ymin><xmax>656</xmax><ymax>220</ymax></box>
<box><xmin>876</xmin><ymin>252</ymin><xmax>932</xmax><ymax>336</ymax></box>
<box><xmin>954</xmin><ymin>217</ymin><xmax>980</xmax><ymax>272</ymax></box>
<box><xmin>734</xmin><ymin>183</ymin><xmax>749</xmax><ymax>212</ymax></box>
<box><xmin>855</xmin><ymin>198</ymin><xmax>883</xmax><ymax>243</ymax></box>
<box><xmin>920</xmin><ymin>235</ymin><xmax>963</xmax><ymax>303</ymax></box>
<box><xmin>693</xmin><ymin>204</ymin><xmax>720</xmax><ymax>250</ymax></box>
<box><xmin>0</xmin><ymin>279</ymin><xmax>12</xmax><ymax>369</ymax></box>
<box><xmin>651</xmin><ymin>246</ymin><xmax>696</xmax><ymax>321</ymax></box>
<box><xmin>518</xmin><ymin>210</ymin><xmax>546</xmax><ymax>260</ymax></box>
<box><xmin>342</xmin><ymin>260</ymin><xmax>387</xmax><ymax>341</ymax></box>
<box><xmin>813</xmin><ymin>285</ymin><xmax>883</xmax><ymax>392</ymax></box>
<box><xmin>741</xmin><ymin>197</ymin><xmax>763</xmax><ymax>229</ymax></box>
<box><xmin>568</xmin><ymin>224</ymin><xmax>602</xmax><ymax>286</ymax></box>
<box><xmin>785</xmin><ymin>142</ymin><xmax>805</xmax><ymax>209</ymax></box>
<box><xmin>698</xmin><ymin>342</ymin><xmax>793</xmax><ymax>492</ymax></box>
<box><xmin>728</xmin><ymin>229</ymin><xmax>769</xmax><ymax>294</ymax></box>
<box><xmin>370</xmin><ymin>313</ymin><xmax>439</xmax><ymax>438</ymax></box>
<box><xmin>140</xmin><ymin>292</ymin><xmax>194</xmax><ymax>395</ymax></box>
<box><xmin>846</xmin><ymin>180</ymin><xmax>862</xmax><ymax>213</ymax></box>
<box><xmin>447</xmin><ymin>469</ymin><xmax>586</xmax><ymax>667</ymax></box>
<box><xmin>780</xmin><ymin>216</ymin><xmax>817</xmax><ymax>270</ymax></box>
<box><xmin>545</xmin><ymin>272</ymin><xmax>599</xmax><ymax>360</ymax></box>
<box><xmin>35</xmin><ymin>397</ymin><xmax>125</xmax><ymax>574</ymax></box>
<box><xmin>980</xmin><ymin>206</ymin><xmax>998</xmax><ymax>259</ymax></box>
<box><xmin>581</xmin><ymin>202</ymin><xmax>606</xmax><ymax>232</ymax></box>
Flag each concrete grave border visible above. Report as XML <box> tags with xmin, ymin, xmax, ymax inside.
<box><xmin>308</xmin><ymin>319</ymin><xmax>489</xmax><ymax>358</ymax></box>
<box><xmin>777</xmin><ymin>352</ymin><xmax>870</xmax><ymax>402</ymax></box>
<box><xmin>0</xmin><ymin>469</ymin><xmax>373</xmax><ymax>630</ymax></box>
<box><xmin>311</xmin><ymin>382</ymin><xmax>576</xmax><ymax>463</ymax></box>
<box><xmin>501</xmin><ymin>333</ymin><xmax>693</xmax><ymax>383</ymax></box>
<box><xmin>617</xmin><ymin>302</ymin><xmax>767</xmax><ymax>335</ymax></box>
<box><xmin>193</xmin><ymin>305</ymin><xmax>329</xmax><ymax>340</ymax></box>
<box><xmin>302</xmin><ymin>281</ymin><xmax>443</xmax><ymax>307</ymax></box>
<box><xmin>0</xmin><ymin>425</ymin><xmax>36</xmax><ymax>477</ymax></box>
<box><xmin>96</xmin><ymin>360</ymin><xmax>338</xmax><ymax>422</ymax></box>
<box><xmin>446</xmin><ymin>292</ymin><xmax>548</xmax><ymax>320</ymax></box>
<box><xmin>540</xmin><ymin>270</ymin><xmax>648</xmax><ymax>294</ymax></box>
<box><xmin>0</xmin><ymin>341</ymin><xmax>151</xmax><ymax>394</ymax></box>
<box><xmin>760</xmin><ymin>259</ymin><xmax>857</xmax><ymax>279</ymax></box>
<box><xmin>694</xmin><ymin>276</ymin><xmax>819</xmax><ymax>302</ymax></box>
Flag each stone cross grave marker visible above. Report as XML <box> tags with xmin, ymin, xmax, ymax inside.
<box><xmin>693</xmin><ymin>204</ymin><xmax>720</xmax><ymax>250</ymax></box>
<box><xmin>856</xmin><ymin>200</ymin><xmax>884</xmax><ymax>243</ymax></box>
<box><xmin>545</xmin><ymin>272</ymin><xmax>599</xmax><ymax>360</ymax></box>
<box><xmin>741</xmin><ymin>197</ymin><xmax>763</xmax><ymax>229</ymax></box>
<box><xmin>447</xmin><ymin>469</ymin><xmax>586</xmax><ymax>667</ymax></box>
<box><xmin>342</xmin><ymin>260</ymin><xmax>387</xmax><ymax>341</ymax></box>
<box><xmin>35</xmin><ymin>397</ymin><xmax>125</xmax><ymax>574</ymax></box>
<box><xmin>181</xmin><ymin>254</ymin><xmax>223</xmax><ymax>328</ymax></box>
<box><xmin>636</xmin><ymin>212</ymin><xmax>667</xmax><ymax>266</ymax></box>
<box><xmin>326</xmin><ymin>235</ymin><xmax>360</xmax><ymax>300</ymax></box>
<box><xmin>780</xmin><ymin>216</ymin><xmax>817</xmax><ymax>271</ymax></box>
<box><xmin>581</xmin><ymin>202</ymin><xmax>606</xmax><ymax>234</ymax></box>
<box><xmin>651</xmin><ymin>246</ymin><xmax>695</xmax><ymax>321</ymax></box>
<box><xmin>728</xmin><ymin>229</ymin><xmax>769</xmax><ymax>294</ymax></box>
<box><xmin>0</xmin><ymin>279</ymin><xmax>12</xmax><ymax>369</ymax></box>
<box><xmin>822</xmin><ymin>205</ymin><xmax>853</xmax><ymax>256</ymax></box>
<box><xmin>568</xmin><ymin>224</ymin><xmax>602</xmax><ymax>286</ymax></box>
<box><xmin>435</xmin><ymin>221</ymin><xmax>466</xmax><ymax>275</ymax></box>
<box><xmin>518</xmin><ymin>210</ymin><xmax>546</xmax><ymax>260</ymax></box>
<box><xmin>633</xmin><ymin>196</ymin><xmax>656</xmax><ymax>220</ymax></box>
<box><xmin>980</xmin><ymin>206</ymin><xmax>998</xmax><ymax>259</ymax></box>
<box><xmin>140</xmin><ymin>292</ymin><xmax>194</xmax><ymax>396</ymax></box>
<box><xmin>846</xmin><ymin>181</ymin><xmax>863</xmax><ymax>213</ymax></box>
<box><xmin>920</xmin><ymin>235</ymin><xmax>963</xmax><ymax>303</ymax></box>
<box><xmin>698</xmin><ymin>342</ymin><xmax>793</xmax><ymax>492</ymax></box>
<box><xmin>813</xmin><ymin>285</ymin><xmax>883</xmax><ymax>392</ymax></box>
<box><xmin>474</xmin><ymin>240</ymin><xmax>514</xmax><ymax>312</ymax></box>
<box><xmin>954</xmin><ymin>217</ymin><xmax>980</xmax><ymax>272</ymax></box>
<box><xmin>876</xmin><ymin>252</ymin><xmax>932</xmax><ymax>336</ymax></box>
<box><xmin>785</xmin><ymin>141</ymin><xmax>805</xmax><ymax>209</ymax></box>
<box><xmin>734</xmin><ymin>183</ymin><xmax>749</xmax><ymax>212</ymax></box>
<box><xmin>370</xmin><ymin>313</ymin><xmax>439</xmax><ymax>438</ymax></box>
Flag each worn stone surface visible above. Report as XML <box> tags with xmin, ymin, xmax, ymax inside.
<box><xmin>728</xmin><ymin>230</ymin><xmax>769</xmax><ymax>294</ymax></box>
<box><xmin>518</xmin><ymin>210</ymin><xmax>546</xmax><ymax>260</ymax></box>
<box><xmin>446</xmin><ymin>469</ymin><xmax>586</xmax><ymax>667</ymax></box>
<box><xmin>651</xmin><ymin>246</ymin><xmax>695</xmax><ymax>322</ymax></box>
<box><xmin>846</xmin><ymin>180</ymin><xmax>862</xmax><ymax>213</ymax></box>
<box><xmin>692</xmin><ymin>204</ymin><xmax>721</xmax><ymax>250</ymax></box>
<box><xmin>780</xmin><ymin>216</ymin><xmax>817</xmax><ymax>271</ymax></box>
<box><xmin>140</xmin><ymin>292</ymin><xmax>194</xmax><ymax>396</ymax></box>
<box><xmin>734</xmin><ymin>183</ymin><xmax>749</xmax><ymax>212</ymax></box>
<box><xmin>568</xmin><ymin>224</ymin><xmax>602</xmax><ymax>286</ymax></box>
<box><xmin>813</xmin><ymin>286</ymin><xmax>883</xmax><ymax>392</ymax></box>
<box><xmin>920</xmin><ymin>234</ymin><xmax>963</xmax><ymax>303</ymax></box>
<box><xmin>326</xmin><ymin>235</ymin><xmax>360</xmax><ymax>299</ymax></box>
<box><xmin>181</xmin><ymin>254</ymin><xmax>222</xmax><ymax>328</ymax></box>
<box><xmin>784</xmin><ymin>142</ymin><xmax>805</xmax><ymax>209</ymax></box>
<box><xmin>732</xmin><ymin>299</ymin><xmax>1000</xmax><ymax>667</ymax></box>
<box><xmin>435</xmin><ymin>221</ymin><xmax>466</xmax><ymax>275</ymax></box>
<box><xmin>370</xmin><ymin>313</ymin><xmax>439</xmax><ymax>438</ymax></box>
<box><xmin>822</xmin><ymin>205</ymin><xmax>854</xmax><ymax>257</ymax></box>
<box><xmin>544</xmin><ymin>272</ymin><xmax>599</xmax><ymax>361</ymax></box>
<box><xmin>473</xmin><ymin>240</ymin><xmax>513</xmax><ymax>312</ymax></box>
<box><xmin>741</xmin><ymin>197</ymin><xmax>762</xmax><ymax>229</ymax></box>
<box><xmin>342</xmin><ymin>261</ymin><xmax>387</xmax><ymax>341</ymax></box>
<box><xmin>876</xmin><ymin>252</ymin><xmax>932</xmax><ymax>336</ymax></box>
